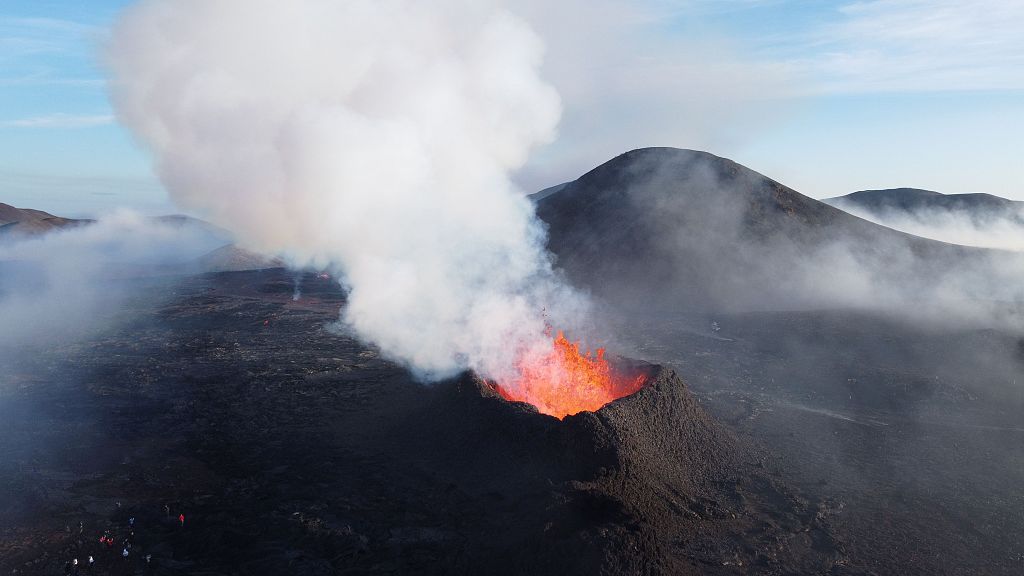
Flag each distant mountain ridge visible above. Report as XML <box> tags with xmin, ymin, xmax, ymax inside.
<box><xmin>0</xmin><ymin>201</ymin><xmax>288</xmax><ymax>273</ymax></box>
<box><xmin>826</xmin><ymin>188</ymin><xmax>1023</xmax><ymax>223</ymax></box>
<box><xmin>823</xmin><ymin>188</ymin><xmax>1024</xmax><ymax>250</ymax></box>
<box><xmin>0</xmin><ymin>204</ymin><xmax>235</xmax><ymax>246</ymax></box>
<box><xmin>0</xmin><ymin>202</ymin><xmax>92</xmax><ymax>238</ymax></box>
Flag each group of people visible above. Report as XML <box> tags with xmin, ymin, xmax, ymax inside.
<box><xmin>62</xmin><ymin>504</ymin><xmax>185</xmax><ymax>575</ymax></box>
<box><xmin>61</xmin><ymin>556</ymin><xmax>93</xmax><ymax>575</ymax></box>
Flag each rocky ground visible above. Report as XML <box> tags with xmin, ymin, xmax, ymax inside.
<box><xmin>1</xmin><ymin>268</ymin><xmax>1022</xmax><ymax>575</ymax></box>
<box><xmin>0</xmin><ymin>269</ymin><xmax>819</xmax><ymax>576</ymax></box>
<box><xmin>610</xmin><ymin>308</ymin><xmax>1024</xmax><ymax>575</ymax></box>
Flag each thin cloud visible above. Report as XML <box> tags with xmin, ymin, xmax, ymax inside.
<box><xmin>776</xmin><ymin>0</ymin><xmax>1024</xmax><ymax>94</ymax></box>
<box><xmin>0</xmin><ymin>113</ymin><xmax>113</xmax><ymax>129</ymax></box>
<box><xmin>0</xmin><ymin>71</ymin><xmax>103</xmax><ymax>87</ymax></box>
<box><xmin>508</xmin><ymin>0</ymin><xmax>796</xmax><ymax>190</ymax></box>
<box><xmin>0</xmin><ymin>14</ymin><xmax>109</xmax><ymax>94</ymax></box>
<box><xmin>0</xmin><ymin>16</ymin><xmax>102</xmax><ymax>34</ymax></box>
<box><xmin>0</xmin><ymin>16</ymin><xmax>103</xmax><ymax>57</ymax></box>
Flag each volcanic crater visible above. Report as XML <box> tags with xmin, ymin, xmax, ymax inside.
<box><xmin>396</xmin><ymin>361</ymin><xmax>847</xmax><ymax>574</ymax></box>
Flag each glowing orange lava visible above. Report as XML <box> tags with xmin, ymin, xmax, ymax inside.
<box><xmin>495</xmin><ymin>331</ymin><xmax>646</xmax><ymax>419</ymax></box>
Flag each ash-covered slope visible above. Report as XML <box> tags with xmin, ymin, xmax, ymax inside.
<box><xmin>154</xmin><ymin>214</ymin><xmax>234</xmax><ymax>239</ymax></box>
<box><xmin>197</xmin><ymin>244</ymin><xmax>284</xmax><ymax>272</ymax></box>
<box><xmin>0</xmin><ymin>202</ymin><xmax>90</xmax><ymax>238</ymax></box>
<box><xmin>535</xmin><ymin>148</ymin><xmax>988</xmax><ymax>313</ymax></box>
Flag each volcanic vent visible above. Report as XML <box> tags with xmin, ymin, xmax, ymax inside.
<box><xmin>493</xmin><ymin>330</ymin><xmax>648</xmax><ymax>419</ymax></box>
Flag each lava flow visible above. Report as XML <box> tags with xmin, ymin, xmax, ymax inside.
<box><xmin>495</xmin><ymin>331</ymin><xmax>647</xmax><ymax>419</ymax></box>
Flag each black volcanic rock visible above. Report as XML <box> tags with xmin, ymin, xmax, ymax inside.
<box><xmin>0</xmin><ymin>269</ymin><xmax>849</xmax><ymax>575</ymax></box>
<box><xmin>397</xmin><ymin>366</ymin><xmax>845</xmax><ymax>575</ymax></box>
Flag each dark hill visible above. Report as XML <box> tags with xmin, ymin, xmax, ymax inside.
<box><xmin>826</xmin><ymin>188</ymin><xmax>1023</xmax><ymax>225</ymax></box>
<box><xmin>155</xmin><ymin>214</ymin><xmax>234</xmax><ymax>238</ymax></box>
<box><xmin>529</xmin><ymin>182</ymin><xmax>570</xmax><ymax>203</ymax></box>
<box><xmin>535</xmin><ymin>148</ymin><xmax>987</xmax><ymax>313</ymax></box>
<box><xmin>197</xmin><ymin>244</ymin><xmax>284</xmax><ymax>272</ymax></box>
<box><xmin>0</xmin><ymin>204</ymin><xmax>235</xmax><ymax>243</ymax></box>
<box><xmin>0</xmin><ymin>202</ymin><xmax>90</xmax><ymax>238</ymax></box>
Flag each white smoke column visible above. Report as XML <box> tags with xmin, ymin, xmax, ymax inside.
<box><xmin>107</xmin><ymin>0</ymin><xmax>581</xmax><ymax>381</ymax></box>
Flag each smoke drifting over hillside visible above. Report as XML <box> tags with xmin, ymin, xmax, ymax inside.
<box><xmin>536</xmin><ymin>149</ymin><xmax>1024</xmax><ymax>333</ymax></box>
<box><xmin>830</xmin><ymin>198</ymin><xmax>1024</xmax><ymax>252</ymax></box>
<box><xmin>0</xmin><ymin>211</ymin><xmax>226</xmax><ymax>352</ymax></box>
<box><xmin>108</xmin><ymin>0</ymin><xmax>585</xmax><ymax>382</ymax></box>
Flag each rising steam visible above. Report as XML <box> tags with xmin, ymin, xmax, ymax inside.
<box><xmin>107</xmin><ymin>0</ymin><xmax>584</xmax><ymax>381</ymax></box>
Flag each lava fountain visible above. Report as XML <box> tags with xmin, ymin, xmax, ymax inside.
<box><xmin>495</xmin><ymin>331</ymin><xmax>647</xmax><ymax>419</ymax></box>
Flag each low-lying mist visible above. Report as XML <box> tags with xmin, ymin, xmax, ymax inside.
<box><xmin>829</xmin><ymin>199</ymin><xmax>1024</xmax><ymax>252</ymax></box>
<box><xmin>0</xmin><ymin>211</ymin><xmax>228</xmax><ymax>357</ymax></box>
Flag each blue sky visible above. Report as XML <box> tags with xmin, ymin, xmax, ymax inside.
<box><xmin>0</xmin><ymin>0</ymin><xmax>162</xmax><ymax>216</ymax></box>
<box><xmin>1</xmin><ymin>0</ymin><xmax>1022</xmax><ymax>216</ymax></box>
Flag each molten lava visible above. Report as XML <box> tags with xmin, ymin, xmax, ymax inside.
<box><xmin>496</xmin><ymin>331</ymin><xmax>646</xmax><ymax>419</ymax></box>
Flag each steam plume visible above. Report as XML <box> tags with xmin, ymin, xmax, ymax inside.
<box><xmin>108</xmin><ymin>0</ymin><xmax>582</xmax><ymax>381</ymax></box>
